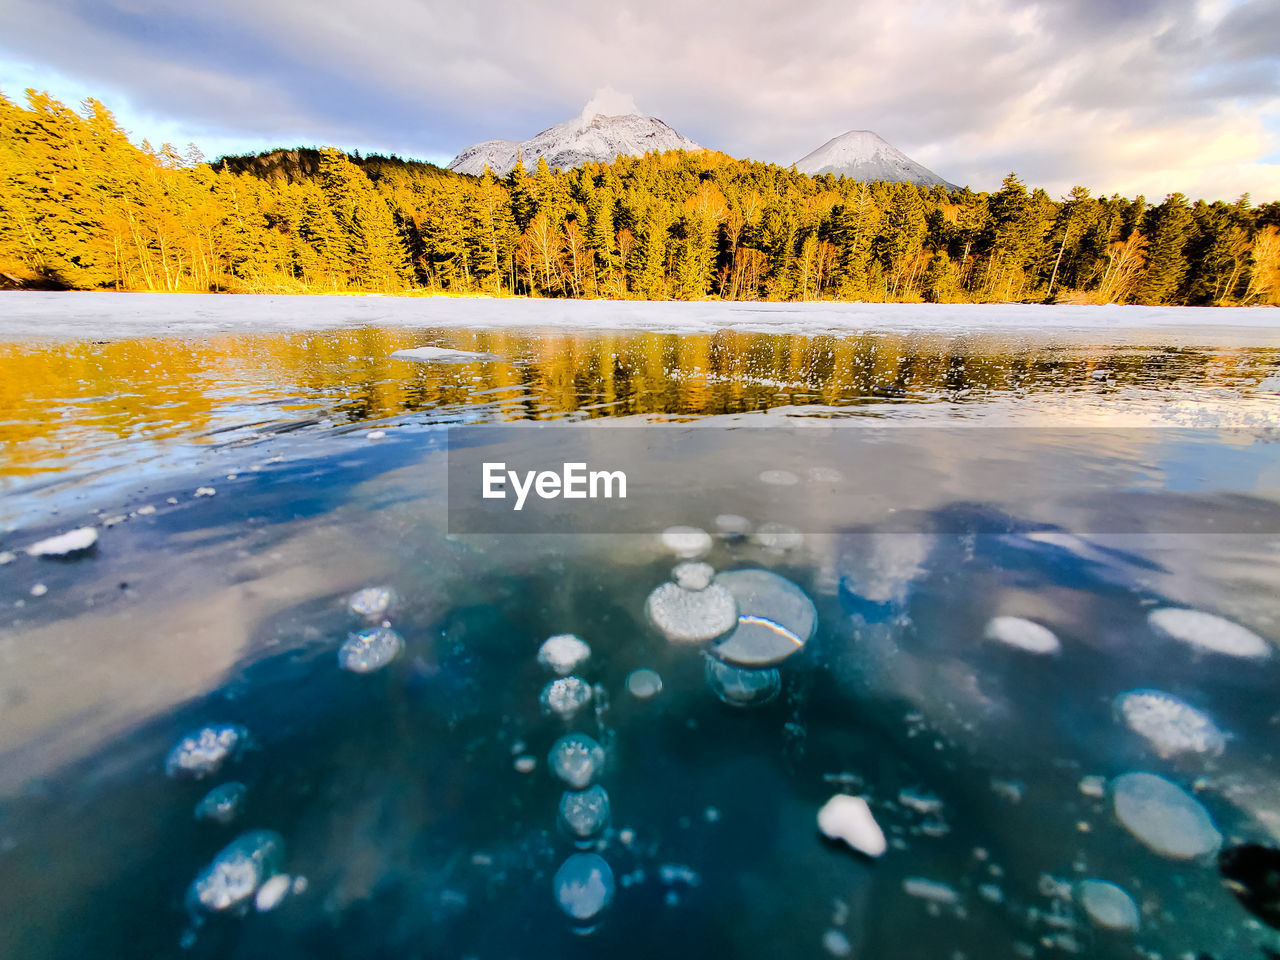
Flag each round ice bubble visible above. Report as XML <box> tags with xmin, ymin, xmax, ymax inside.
<box><xmin>195</xmin><ymin>781</ymin><xmax>248</xmax><ymax>825</ymax></box>
<box><xmin>751</xmin><ymin>523</ymin><xmax>804</xmax><ymax>551</ymax></box>
<box><xmin>626</xmin><ymin>668</ymin><xmax>663</xmax><ymax>699</ymax></box>
<box><xmin>660</xmin><ymin>525</ymin><xmax>712</xmax><ymax>559</ymax></box>
<box><xmin>540</xmin><ymin>676</ymin><xmax>594</xmax><ymax>719</ymax></box>
<box><xmin>711</xmin><ymin>569</ymin><xmax>816</xmax><ymax>667</ymax></box>
<box><xmin>1112</xmin><ymin>771</ymin><xmax>1221</xmax><ymax>860</ymax></box>
<box><xmin>188</xmin><ymin>830</ymin><xmax>285</xmax><ymax>913</ymax></box>
<box><xmin>537</xmin><ymin>634</ymin><xmax>591</xmax><ymax>675</ymax></box>
<box><xmin>1148</xmin><ymin>608</ymin><xmax>1269</xmax><ymax>659</ymax></box>
<box><xmin>338</xmin><ymin>625</ymin><xmax>404</xmax><ymax>673</ymax></box>
<box><xmin>646</xmin><ymin>581</ymin><xmax>738</xmax><ymax>644</ymax></box>
<box><xmin>347</xmin><ymin>585</ymin><xmax>393</xmax><ymax>618</ymax></box>
<box><xmin>166</xmin><ymin>724</ymin><xmax>248</xmax><ymax>780</ymax></box>
<box><xmin>559</xmin><ymin>785</ymin><xmax>611</xmax><ymax>843</ymax></box>
<box><xmin>705</xmin><ymin>657</ymin><xmax>781</xmax><ymax>707</ymax></box>
<box><xmin>554</xmin><ymin>853</ymin><xmax>615</xmax><ymax>922</ymax></box>
<box><xmin>1077</xmin><ymin>879</ymin><xmax>1140</xmax><ymax>932</ymax></box>
<box><xmin>1115</xmin><ymin>689</ymin><xmax>1225</xmax><ymax>760</ymax></box>
<box><xmin>673</xmin><ymin>561</ymin><xmax>715</xmax><ymax>591</ymax></box>
<box><xmin>549</xmin><ymin>734</ymin><xmax>606</xmax><ymax>789</ymax></box>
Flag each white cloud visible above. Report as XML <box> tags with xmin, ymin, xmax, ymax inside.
<box><xmin>0</xmin><ymin>0</ymin><xmax>1276</xmax><ymax>199</ymax></box>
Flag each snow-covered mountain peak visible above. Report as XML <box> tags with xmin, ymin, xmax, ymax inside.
<box><xmin>794</xmin><ymin>130</ymin><xmax>954</xmax><ymax>188</ymax></box>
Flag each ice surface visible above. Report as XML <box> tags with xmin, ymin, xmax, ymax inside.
<box><xmin>1148</xmin><ymin>608</ymin><xmax>1270</xmax><ymax>659</ymax></box>
<box><xmin>165</xmin><ymin>724</ymin><xmax>248</xmax><ymax>780</ymax></box>
<box><xmin>338</xmin><ymin>626</ymin><xmax>404</xmax><ymax>673</ymax></box>
<box><xmin>537</xmin><ymin>634</ymin><xmax>591</xmax><ymax>675</ymax></box>
<box><xmin>25</xmin><ymin>526</ymin><xmax>98</xmax><ymax>557</ymax></box>
<box><xmin>1112</xmin><ymin>771</ymin><xmax>1221</xmax><ymax>859</ymax></box>
<box><xmin>8</xmin><ymin>293</ymin><xmax>1279</xmax><ymax>343</ymax></box>
<box><xmin>1115</xmin><ymin>689</ymin><xmax>1225</xmax><ymax>759</ymax></box>
<box><xmin>983</xmin><ymin>616</ymin><xmax>1061</xmax><ymax>655</ymax></box>
<box><xmin>553</xmin><ymin>852</ymin><xmax>615</xmax><ymax>922</ymax></box>
<box><xmin>1077</xmin><ymin>879</ymin><xmax>1139</xmax><ymax>932</ymax></box>
<box><xmin>817</xmin><ymin>795</ymin><xmax>886</xmax><ymax>857</ymax></box>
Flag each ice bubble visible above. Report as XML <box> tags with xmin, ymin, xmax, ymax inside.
<box><xmin>646</xmin><ymin>581</ymin><xmax>738</xmax><ymax>644</ymax></box>
<box><xmin>347</xmin><ymin>586</ymin><xmax>393</xmax><ymax>618</ymax></box>
<box><xmin>338</xmin><ymin>625</ymin><xmax>404</xmax><ymax>674</ymax></box>
<box><xmin>0</xmin><ymin>551</ymin><xmax>14</xmax><ymax>564</ymax></box>
<box><xmin>660</xmin><ymin>525</ymin><xmax>712</xmax><ymax>559</ymax></box>
<box><xmin>902</xmin><ymin>878</ymin><xmax>960</xmax><ymax>905</ymax></box>
<box><xmin>166</xmin><ymin>724</ymin><xmax>248</xmax><ymax>780</ymax></box>
<box><xmin>554</xmin><ymin>853</ymin><xmax>615</xmax><ymax>922</ymax></box>
<box><xmin>808</xmin><ymin>466</ymin><xmax>845</xmax><ymax>483</ymax></box>
<box><xmin>673</xmin><ymin>561</ymin><xmax>715</xmax><ymax>591</ymax></box>
<box><xmin>559</xmin><ymin>785</ymin><xmax>611</xmax><ymax>844</ymax></box>
<box><xmin>817</xmin><ymin>795</ymin><xmax>886</xmax><ymax>858</ymax></box>
<box><xmin>538</xmin><ymin>633</ymin><xmax>592</xmax><ymax>674</ymax></box>
<box><xmin>1218</xmin><ymin>843</ymin><xmax>1280</xmax><ymax>929</ymax></box>
<box><xmin>1115</xmin><ymin>689</ymin><xmax>1226</xmax><ymax>759</ymax></box>
<box><xmin>194</xmin><ymin>487</ymin><xmax>216</xmax><ymax>498</ymax></box>
<box><xmin>540</xmin><ymin>676</ymin><xmax>594</xmax><ymax>719</ymax></box>
<box><xmin>1112</xmin><ymin>771</ymin><xmax>1222</xmax><ymax>859</ymax></box>
<box><xmin>188</xmin><ymin>830</ymin><xmax>285</xmax><ymax>913</ymax></box>
<box><xmin>29</xmin><ymin>583</ymin><xmax>47</xmax><ymax>597</ymax></box>
<box><xmin>759</xmin><ymin>469</ymin><xmax>799</xmax><ymax>486</ymax></box>
<box><xmin>365</xmin><ymin>430</ymin><xmax>385</xmax><ymax>440</ymax></box>
<box><xmin>195</xmin><ymin>782</ymin><xmax>248</xmax><ymax>825</ymax></box>
<box><xmin>983</xmin><ymin>616</ymin><xmax>1061</xmax><ymax>655</ymax></box>
<box><xmin>1077</xmin><ymin>879</ymin><xmax>1139</xmax><ymax>932</ymax></box>
<box><xmin>255</xmin><ymin>873</ymin><xmax>292</xmax><ymax>912</ymax></box>
<box><xmin>1148</xmin><ymin>608</ymin><xmax>1269</xmax><ymax>659</ymax></box>
<box><xmin>626</xmin><ymin>668</ymin><xmax>663</xmax><ymax>699</ymax></box>
<box><xmin>711</xmin><ymin>569</ymin><xmax>816</xmax><ymax>667</ymax></box>
<box><xmin>898</xmin><ymin>790</ymin><xmax>943</xmax><ymax>815</ymax></box>
<box><xmin>549</xmin><ymin>734</ymin><xmax>606</xmax><ymax>789</ymax></box>
<box><xmin>25</xmin><ymin>526</ymin><xmax>98</xmax><ymax>557</ymax></box>
<box><xmin>714</xmin><ymin>514</ymin><xmax>751</xmax><ymax>538</ymax></box>
<box><xmin>752</xmin><ymin>522</ymin><xmax>804</xmax><ymax>551</ymax></box>
<box><xmin>822</xmin><ymin>929</ymin><xmax>852</xmax><ymax>957</ymax></box>
<box><xmin>1079</xmin><ymin>776</ymin><xmax>1106</xmax><ymax>798</ymax></box>
<box><xmin>514</xmin><ymin>756</ymin><xmax>537</xmax><ymax>774</ymax></box>
<box><xmin>705</xmin><ymin>657</ymin><xmax>781</xmax><ymax>708</ymax></box>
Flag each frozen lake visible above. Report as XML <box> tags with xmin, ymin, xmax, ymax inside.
<box><xmin>1</xmin><ymin>295</ymin><xmax>1279</xmax><ymax>959</ymax></box>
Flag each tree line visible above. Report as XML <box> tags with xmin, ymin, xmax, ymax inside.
<box><xmin>2</xmin><ymin>90</ymin><xmax>1278</xmax><ymax>305</ymax></box>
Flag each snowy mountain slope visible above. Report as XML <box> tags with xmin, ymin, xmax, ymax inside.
<box><xmin>794</xmin><ymin>130</ymin><xmax>955</xmax><ymax>188</ymax></box>
<box><xmin>448</xmin><ymin>106</ymin><xmax>703</xmax><ymax>176</ymax></box>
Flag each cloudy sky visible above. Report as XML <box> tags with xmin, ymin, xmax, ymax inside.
<box><xmin>1</xmin><ymin>0</ymin><xmax>1277</xmax><ymax>200</ymax></box>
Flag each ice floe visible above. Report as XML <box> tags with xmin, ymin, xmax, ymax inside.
<box><xmin>646</xmin><ymin>581</ymin><xmax>738</xmax><ymax>644</ymax></box>
<box><xmin>1112</xmin><ymin>771</ymin><xmax>1221</xmax><ymax>859</ymax></box>
<box><xmin>1076</xmin><ymin>879</ymin><xmax>1139</xmax><ymax>932</ymax></box>
<box><xmin>1148</xmin><ymin>608</ymin><xmax>1269</xmax><ymax>659</ymax></box>
<box><xmin>711</xmin><ymin>569</ymin><xmax>816</xmax><ymax>666</ymax></box>
<box><xmin>25</xmin><ymin>526</ymin><xmax>98</xmax><ymax>557</ymax></box>
<box><xmin>983</xmin><ymin>616</ymin><xmax>1061</xmax><ymax>655</ymax></box>
<box><xmin>188</xmin><ymin>830</ymin><xmax>285</xmax><ymax>913</ymax></box>
<box><xmin>537</xmin><ymin>634</ymin><xmax>591</xmax><ymax>675</ymax></box>
<box><xmin>553</xmin><ymin>852</ymin><xmax>615</xmax><ymax>922</ymax></box>
<box><xmin>338</xmin><ymin>626</ymin><xmax>404</xmax><ymax>673</ymax></box>
<box><xmin>817</xmin><ymin>795</ymin><xmax>886</xmax><ymax>858</ymax></box>
<box><xmin>549</xmin><ymin>734</ymin><xmax>606</xmax><ymax>789</ymax></box>
<box><xmin>166</xmin><ymin>724</ymin><xmax>248</xmax><ymax>780</ymax></box>
<box><xmin>1115</xmin><ymin>689</ymin><xmax>1226</xmax><ymax>759</ymax></box>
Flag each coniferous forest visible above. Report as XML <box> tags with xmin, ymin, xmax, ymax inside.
<box><xmin>3</xmin><ymin>90</ymin><xmax>1279</xmax><ymax>305</ymax></box>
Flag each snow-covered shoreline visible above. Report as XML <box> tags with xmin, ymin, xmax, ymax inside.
<box><xmin>0</xmin><ymin>291</ymin><xmax>1277</xmax><ymax>342</ymax></box>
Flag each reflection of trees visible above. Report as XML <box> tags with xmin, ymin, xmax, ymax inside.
<box><xmin>0</xmin><ymin>329</ymin><xmax>1270</xmax><ymax>476</ymax></box>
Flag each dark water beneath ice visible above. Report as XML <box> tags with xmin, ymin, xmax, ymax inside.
<box><xmin>1</xmin><ymin>318</ymin><xmax>1280</xmax><ymax>959</ymax></box>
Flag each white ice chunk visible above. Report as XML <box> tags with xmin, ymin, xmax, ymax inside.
<box><xmin>26</xmin><ymin>526</ymin><xmax>98</xmax><ymax>557</ymax></box>
<box><xmin>983</xmin><ymin>616</ymin><xmax>1061</xmax><ymax>655</ymax></box>
<box><xmin>1148</xmin><ymin>608</ymin><xmax>1269</xmax><ymax>659</ymax></box>
<box><xmin>817</xmin><ymin>795</ymin><xmax>886</xmax><ymax>858</ymax></box>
